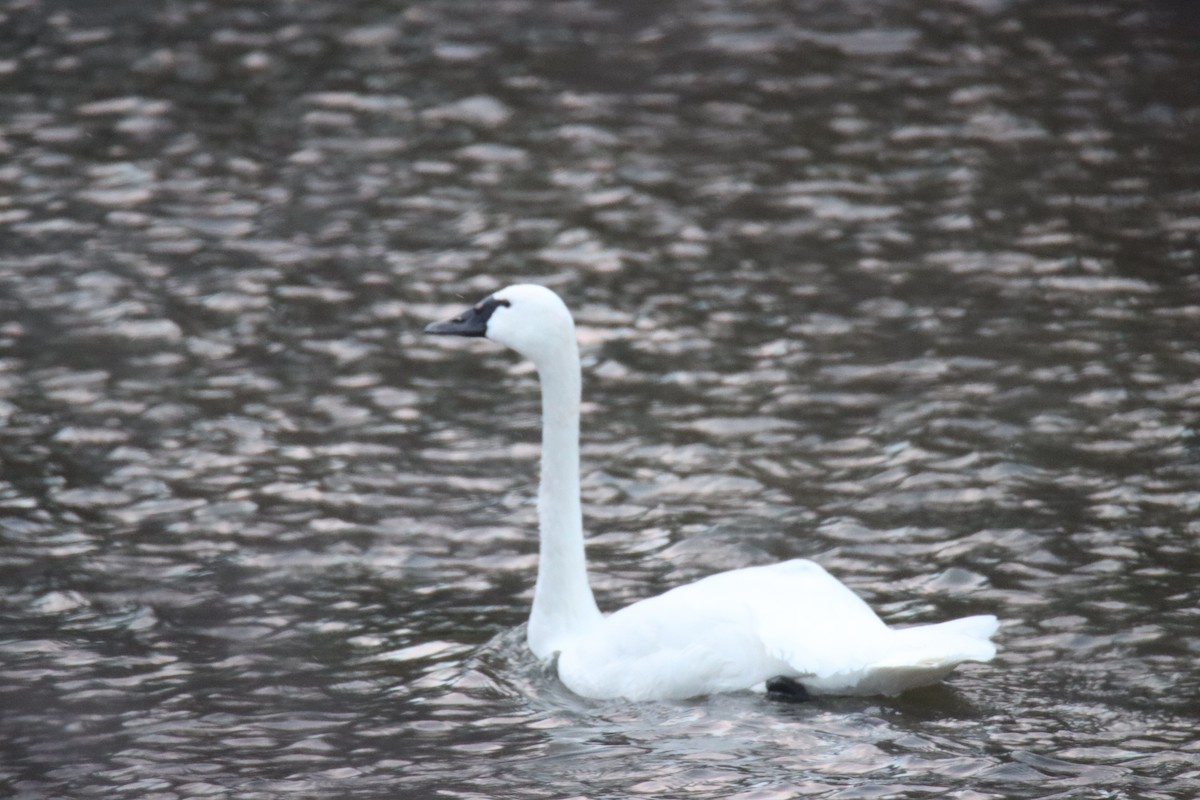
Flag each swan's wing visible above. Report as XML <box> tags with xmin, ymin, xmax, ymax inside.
<box><xmin>556</xmin><ymin>559</ymin><xmax>896</xmax><ymax>700</ymax></box>
<box><xmin>742</xmin><ymin>559</ymin><xmax>893</xmax><ymax>675</ymax></box>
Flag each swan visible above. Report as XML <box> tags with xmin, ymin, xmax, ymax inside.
<box><xmin>425</xmin><ymin>284</ymin><xmax>997</xmax><ymax>701</ymax></box>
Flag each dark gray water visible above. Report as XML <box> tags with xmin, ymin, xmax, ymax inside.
<box><xmin>2</xmin><ymin>0</ymin><xmax>1199</xmax><ymax>797</ymax></box>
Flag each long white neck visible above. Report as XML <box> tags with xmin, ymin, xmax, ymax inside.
<box><xmin>525</xmin><ymin>336</ymin><xmax>602</xmax><ymax>659</ymax></box>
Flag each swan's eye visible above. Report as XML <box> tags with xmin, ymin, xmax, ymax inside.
<box><xmin>475</xmin><ymin>297</ymin><xmax>512</xmax><ymax>313</ymax></box>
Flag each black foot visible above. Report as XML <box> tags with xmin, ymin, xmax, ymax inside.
<box><xmin>765</xmin><ymin>676</ymin><xmax>811</xmax><ymax>703</ymax></box>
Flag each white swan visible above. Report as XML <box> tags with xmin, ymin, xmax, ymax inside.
<box><xmin>425</xmin><ymin>284</ymin><xmax>997</xmax><ymax>701</ymax></box>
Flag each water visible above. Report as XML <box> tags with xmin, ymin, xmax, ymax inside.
<box><xmin>1</xmin><ymin>0</ymin><xmax>1198</xmax><ymax>797</ymax></box>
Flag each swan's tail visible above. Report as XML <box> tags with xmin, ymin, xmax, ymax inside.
<box><xmin>876</xmin><ymin>614</ymin><xmax>998</xmax><ymax>667</ymax></box>
<box><xmin>873</xmin><ymin>614</ymin><xmax>998</xmax><ymax>671</ymax></box>
<box><xmin>805</xmin><ymin>615</ymin><xmax>999</xmax><ymax>696</ymax></box>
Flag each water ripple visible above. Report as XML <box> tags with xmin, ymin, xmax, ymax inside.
<box><xmin>1</xmin><ymin>0</ymin><xmax>1198</xmax><ymax>798</ymax></box>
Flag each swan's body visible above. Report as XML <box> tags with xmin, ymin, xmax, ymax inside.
<box><xmin>426</xmin><ymin>284</ymin><xmax>997</xmax><ymax>701</ymax></box>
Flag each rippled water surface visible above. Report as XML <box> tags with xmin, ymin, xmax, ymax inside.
<box><xmin>2</xmin><ymin>0</ymin><xmax>1199</xmax><ymax>797</ymax></box>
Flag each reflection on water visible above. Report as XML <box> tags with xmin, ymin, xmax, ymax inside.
<box><xmin>1</xmin><ymin>0</ymin><xmax>1198</xmax><ymax>798</ymax></box>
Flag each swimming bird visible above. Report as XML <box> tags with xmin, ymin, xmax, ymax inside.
<box><xmin>425</xmin><ymin>284</ymin><xmax>997</xmax><ymax>701</ymax></box>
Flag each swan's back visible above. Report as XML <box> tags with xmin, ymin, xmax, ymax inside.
<box><xmin>556</xmin><ymin>560</ymin><xmax>997</xmax><ymax>701</ymax></box>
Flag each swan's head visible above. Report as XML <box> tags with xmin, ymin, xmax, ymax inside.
<box><xmin>424</xmin><ymin>284</ymin><xmax>575</xmax><ymax>365</ymax></box>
